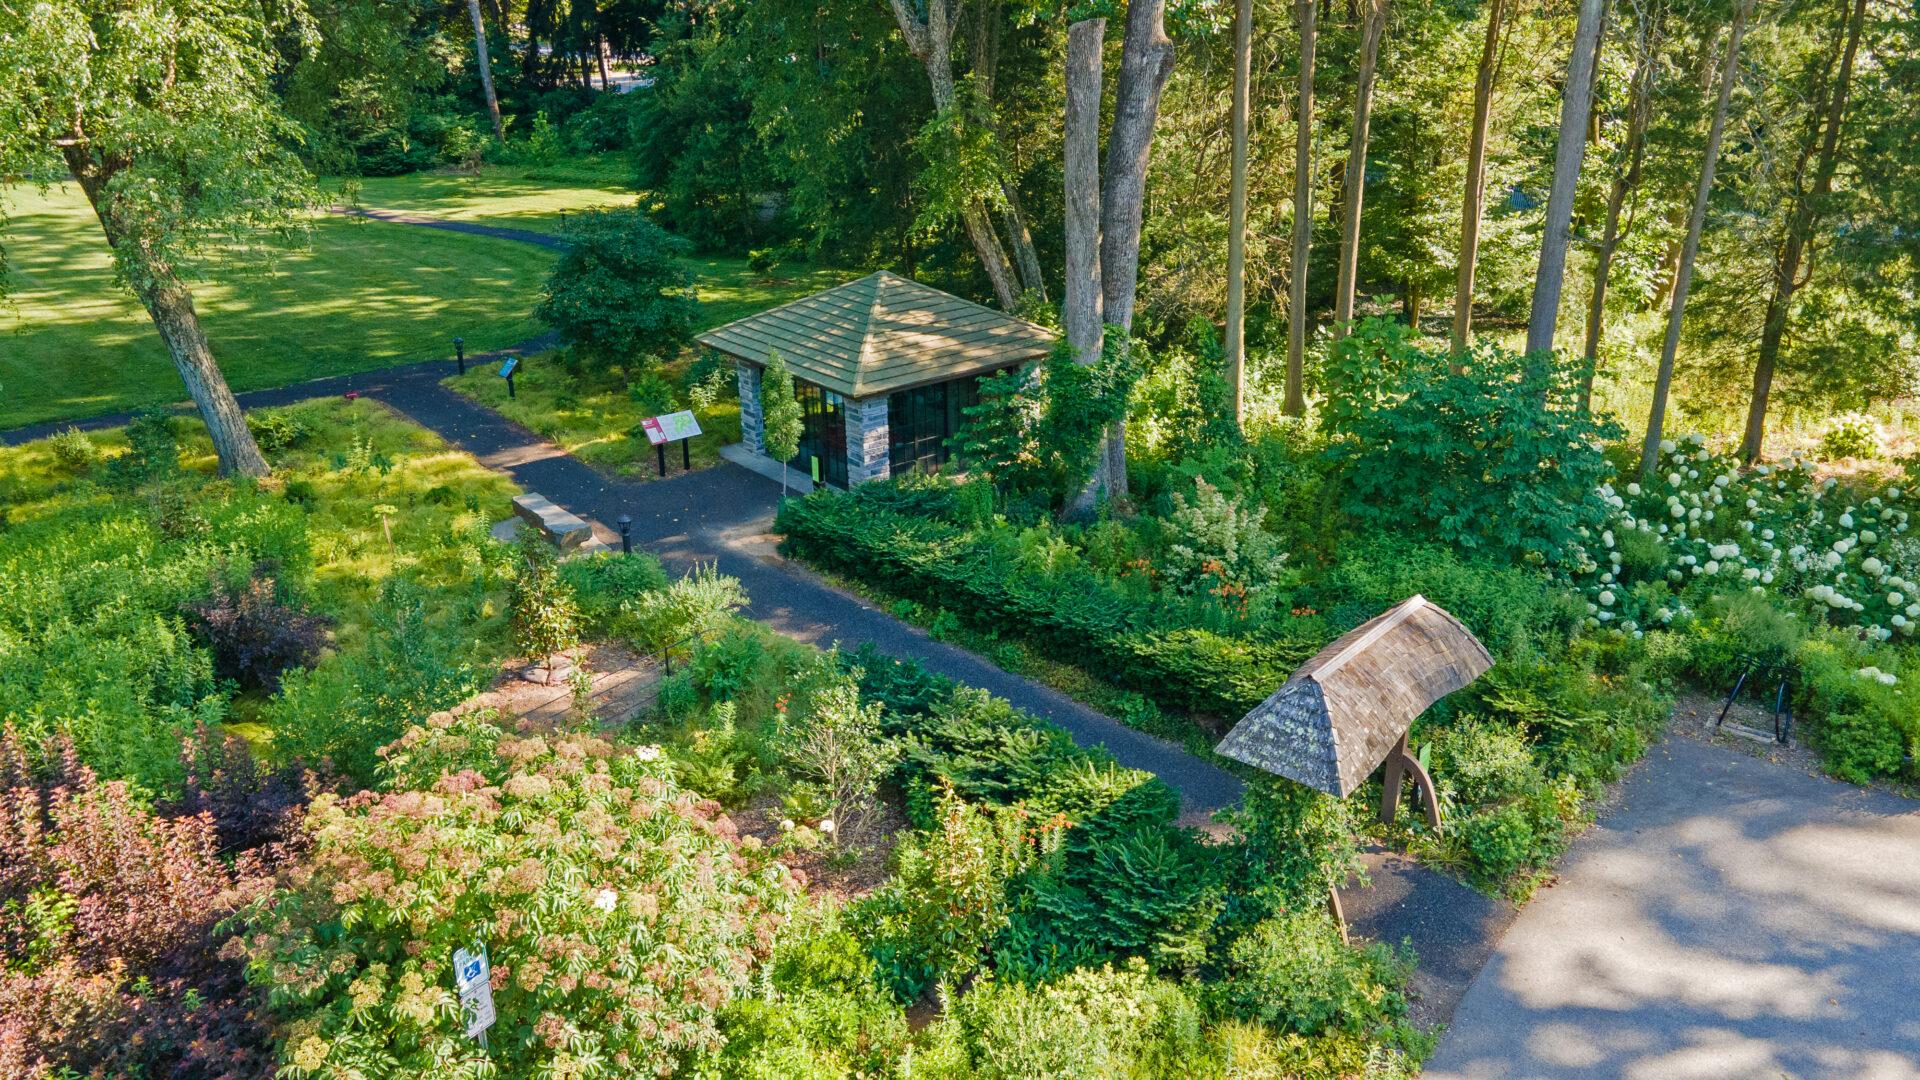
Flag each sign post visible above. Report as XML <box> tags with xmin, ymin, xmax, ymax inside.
<box><xmin>498</xmin><ymin>356</ymin><xmax>519</xmax><ymax>399</ymax></box>
<box><xmin>639</xmin><ymin>411</ymin><xmax>703</xmax><ymax>477</ymax></box>
<box><xmin>453</xmin><ymin>942</ymin><xmax>496</xmax><ymax>1051</ymax></box>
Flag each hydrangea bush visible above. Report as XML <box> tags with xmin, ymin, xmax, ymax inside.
<box><xmin>232</xmin><ymin>711</ymin><xmax>795</xmax><ymax>1078</ymax></box>
<box><xmin>1569</xmin><ymin>435</ymin><xmax>1916</xmax><ymax>647</ymax></box>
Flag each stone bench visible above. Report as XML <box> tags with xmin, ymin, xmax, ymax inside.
<box><xmin>510</xmin><ymin>492</ymin><xmax>595</xmax><ymax>550</ymax></box>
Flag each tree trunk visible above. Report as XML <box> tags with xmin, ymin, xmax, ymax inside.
<box><xmin>1334</xmin><ymin>0</ymin><xmax>1387</xmax><ymax>340</ymax></box>
<box><xmin>1579</xmin><ymin>8</ymin><xmax>1658</xmax><ymax>410</ymax></box>
<box><xmin>63</xmin><ymin>149</ymin><xmax>269</xmax><ymax>478</ymax></box>
<box><xmin>1451</xmin><ymin>0</ymin><xmax>1505</xmax><ymax>358</ymax></box>
<box><xmin>1064</xmin><ymin>17</ymin><xmax>1108</xmax><ymax>514</ymax></box>
<box><xmin>1226</xmin><ymin>0</ymin><xmax>1253</xmax><ymax>422</ymax></box>
<box><xmin>1002</xmin><ymin>180</ymin><xmax>1048</xmax><ymax>303</ymax></box>
<box><xmin>1641</xmin><ymin>0</ymin><xmax>1751</xmax><ymax>479</ymax></box>
<box><xmin>468</xmin><ymin>0</ymin><xmax>506</xmax><ymax>143</ymax></box>
<box><xmin>1064</xmin><ymin>18</ymin><xmax>1106</xmax><ymax>369</ymax></box>
<box><xmin>886</xmin><ymin>0</ymin><xmax>1023</xmax><ymax>310</ymax></box>
<box><xmin>598</xmin><ymin>35</ymin><xmax>612</xmax><ymax>91</ymax></box>
<box><xmin>1096</xmin><ymin>0</ymin><xmax>1176</xmax><ymax>497</ymax></box>
<box><xmin>1740</xmin><ymin>0</ymin><xmax>1865</xmax><ymax>463</ymax></box>
<box><xmin>1099</xmin><ymin>0</ymin><xmax>1176</xmax><ymax>333</ymax></box>
<box><xmin>1283</xmin><ymin>0</ymin><xmax>1317</xmax><ymax>416</ymax></box>
<box><xmin>1524</xmin><ymin>0</ymin><xmax>1607</xmax><ymax>359</ymax></box>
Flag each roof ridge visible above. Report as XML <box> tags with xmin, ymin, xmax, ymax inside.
<box><xmin>850</xmin><ymin>272</ymin><xmax>892</xmax><ymax>396</ymax></box>
<box><xmin>1311</xmin><ymin>595</ymin><xmax>1428</xmax><ymax>680</ymax></box>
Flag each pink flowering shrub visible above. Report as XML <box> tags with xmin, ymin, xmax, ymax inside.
<box><xmin>232</xmin><ymin>710</ymin><xmax>796</xmax><ymax>1077</ymax></box>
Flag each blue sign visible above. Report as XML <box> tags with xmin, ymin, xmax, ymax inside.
<box><xmin>498</xmin><ymin>357</ymin><xmax>518</xmax><ymax>378</ymax></box>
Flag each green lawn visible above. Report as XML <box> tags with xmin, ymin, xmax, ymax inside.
<box><xmin>1</xmin><ymin>181</ymin><xmax>553</xmax><ymax>429</ymax></box>
<box><xmin>345</xmin><ymin>158</ymin><xmax>639</xmax><ymax>235</ymax></box>
<box><xmin>4</xmin><ymin>161</ymin><xmax>854</xmax><ymax>433</ymax></box>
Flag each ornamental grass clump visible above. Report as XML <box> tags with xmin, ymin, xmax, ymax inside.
<box><xmin>232</xmin><ymin>710</ymin><xmax>795</xmax><ymax>1078</ymax></box>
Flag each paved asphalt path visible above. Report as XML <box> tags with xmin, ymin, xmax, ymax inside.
<box><xmin>364</xmin><ymin>368</ymin><xmax>1247</xmax><ymax>820</ymax></box>
<box><xmin>1425</xmin><ymin>734</ymin><xmax>1920</xmax><ymax>1080</ymax></box>
<box><xmin>329</xmin><ymin>206</ymin><xmax>570</xmax><ymax>249</ymax></box>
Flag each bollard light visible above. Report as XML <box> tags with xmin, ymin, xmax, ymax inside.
<box><xmin>617</xmin><ymin>514</ymin><xmax>632</xmax><ymax>555</ymax></box>
<box><xmin>454</xmin><ymin>336</ymin><xmax>466</xmax><ymax>375</ymax></box>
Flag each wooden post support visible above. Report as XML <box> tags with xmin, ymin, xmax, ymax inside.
<box><xmin>1327</xmin><ymin>886</ymin><xmax>1350</xmax><ymax>945</ymax></box>
<box><xmin>1378</xmin><ymin>730</ymin><xmax>1442</xmax><ymax>832</ymax></box>
<box><xmin>656</xmin><ymin>442</ymin><xmax>667</xmax><ymax>477</ymax></box>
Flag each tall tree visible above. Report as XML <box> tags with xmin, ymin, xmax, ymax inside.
<box><xmin>888</xmin><ymin>0</ymin><xmax>1024</xmax><ymax>309</ymax></box>
<box><xmin>1064</xmin><ymin>17</ymin><xmax>1106</xmax><ymax>370</ymax></box>
<box><xmin>1098</xmin><ymin>0</ymin><xmax>1177</xmax><ymax>492</ymax></box>
<box><xmin>468</xmin><ymin>0</ymin><xmax>507</xmax><ymax>143</ymax></box>
<box><xmin>1524</xmin><ymin>0</ymin><xmax>1608</xmax><ymax>358</ymax></box>
<box><xmin>1739</xmin><ymin>0</ymin><xmax>1867</xmax><ymax>462</ymax></box>
<box><xmin>1334</xmin><ymin>0</ymin><xmax>1388</xmax><ymax>339</ymax></box>
<box><xmin>1283</xmin><ymin>0</ymin><xmax>1317</xmax><ymax>416</ymax></box>
<box><xmin>1578</xmin><ymin>0</ymin><xmax>1661</xmax><ymax>410</ymax></box>
<box><xmin>0</xmin><ymin>0</ymin><xmax>316</xmax><ymax>476</ymax></box>
<box><xmin>1642</xmin><ymin>0</ymin><xmax>1751</xmax><ymax>478</ymax></box>
<box><xmin>1451</xmin><ymin>0</ymin><xmax>1507</xmax><ymax>356</ymax></box>
<box><xmin>1225</xmin><ymin>0</ymin><xmax>1252</xmax><ymax>421</ymax></box>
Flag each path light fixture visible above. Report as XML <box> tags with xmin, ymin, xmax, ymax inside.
<box><xmin>454</xmin><ymin>336</ymin><xmax>466</xmax><ymax>375</ymax></box>
<box><xmin>617</xmin><ymin>514</ymin><xmax>632</xmax><ymax>555</ymax></box>
<box><xmin>1215</xmin><ymin>595</ymin><xmax>1492</xmax><ymax>938</ymax></box>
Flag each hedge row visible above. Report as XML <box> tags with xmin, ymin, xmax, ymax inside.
<box><xmin>778</xmin><ymin>494</ymin><xmax>1320</xmax><ymax>718</ymax></box>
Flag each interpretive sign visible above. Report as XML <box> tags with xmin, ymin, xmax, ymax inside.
<box><xmin>640</xmin><ymin>410</ymin><xmax>702</xmax><ymax>445</ymax></box>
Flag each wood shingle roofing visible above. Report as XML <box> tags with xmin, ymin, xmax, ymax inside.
<box><xmin>695</xmin><ymin>270</ymin><xmax>1056</xmax><ymax>398</ymax></box>
<box><xmin>1214</xmin><ymin>596</ymin><xmax>1494</xmax><ymax>797</ymax></box>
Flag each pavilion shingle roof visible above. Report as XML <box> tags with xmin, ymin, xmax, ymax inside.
<box><xmin>696</xmin><ymin>270</ymin><xmax>1055</xmax><ymax>398</ymax></box>
<box><xmin>1215</xmin><ymin>596</ymin><xmax>1494</xmax><ymax>797</ymax></box>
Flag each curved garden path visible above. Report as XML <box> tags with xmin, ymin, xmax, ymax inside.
<box><xmin>1</xmin><ymin>205</ymin><xmax>1512</xmax><ymax>1028</ymax></box>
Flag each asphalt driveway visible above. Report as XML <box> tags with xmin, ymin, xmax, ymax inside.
<box><xmin>1424</xmin><ymin>735</ymin><xmax>1920</xmax><ymax>1080</ymax></box>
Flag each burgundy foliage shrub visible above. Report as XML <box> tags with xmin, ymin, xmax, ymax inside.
<box><xmin>0</xmin><ymin>727</ymin><xmax>290</xmax><ymax>1079</ymax></box>
<box><xmin>181</xmin><ymin>563</ymin><xmax>332</xmax><ymax>693</ymax></box>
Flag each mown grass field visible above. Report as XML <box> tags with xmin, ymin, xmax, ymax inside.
<box><xmin>1</xmin><ymin>182</ymin><xmax>553</xmax><ymax>429</ymax></box>
<box><xmin>3</xmin><ymin>161</ymin><xmax>848</xmax><ymax>432</ymax></box>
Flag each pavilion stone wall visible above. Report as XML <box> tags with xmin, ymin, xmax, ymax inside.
<box><xmin>846</xmin><ymin>394</ymin><xmax>890</xmax><ymax>485</ymax></box>
<box><xmin>736</xmin><ymin>361</ymin><xmax>764</xmax><ymax>454</ymax></box>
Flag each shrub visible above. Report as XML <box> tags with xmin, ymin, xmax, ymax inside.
<box><xmin>181</xmin><ymin>564</ymin><xmax>333</xmax><ymax>693</ymax></box>
<box><xmin>627</xmin><ymin>564</ymin><xmax>750</xmax><ymax>656</ymax></box>
<box><xmin>771</xmin><ymin>660</ymin><xmax>900</xmax><ymax>847</ymax></box>
<box><xmin>1218</xmin><ymin>911</ymin><xmax>1407</xmax><ymax>1037</ymax></box>
<box><xmin>535</xmin><ymin>205</ymin><xmax>699</xmax><ymax>366</ymax></box>
<box><xmin>1161</xmin><ymin>476</ymin><xmax>1291</xmax><ymax>598</ymax></box>
<box><xmin>1793</xmin><ymin>631</ymin><xmax>1914</xmax><ymax>782</ymax></box>
<box><xmin>266</xmin><ymin>580</ymin><xmax>486</xmax><ymax>785</ymax></box>
<box><xmin>713</xmin><ymin>908</ymin><xmax>913</xmax><ymax>1078</ymax></box>
<box><xmin>245</xmin><ymin>410</ymin><xmax>309</xmax><ymax>454</ymax></box>
<box><xmin>46</xmin><ymin>427</ymin><xmax>101</xmax><ymax>472</ymax></box>
<box><xmin>1425</xmin><ymin>720</ymin><xmax>1578</xmax><ymax>885</ymax></box>
<box><xmin>1819</xmin><ymin>412</ymin><xmax>1881</xmax><ymax>460</ymax></box>
<box><xmin>112</xmin><ymin>409</ymin><xmax>180</xmax><ymax>486</ymax></box>
<box><xmin>508</xmin><ymin>533</ymin><xmax>580</xmax><ymax>665</ymax></box>
<box><xmin>953</xmin><ymin>340</ymin><xmax>1145</xmax><ymax>511</ymax></box>
<box><xmin>852</xmin><ymin>786</ymin><xmax>1061</xmax><ymax>1001</ymax></box>
<box><xmin>944</xmin><ymin>961</ymin><xmax>1198</xmax><ymax>1079</ymax></box>
<box><xmin>559</xmin><ymin>550</ymin><xmax>670</xmax><ymax>638</ymax></box>
<box><xmin>233</xmin><ymin>712</ymin><xmax>795</xmax><ymax>1078</ymax></box>
<box><xmin>0</xmin><ymin>750</ymin><xmax>277</xmax><ymax>1079</ymax></box>
<box><xmin>1321</xmin><ymin>318</ymin><xmax>1621</xmax><ymax>567</ymax></box>
<box><xmin>778</xmin><ymin>491</ymin><xmax>1321</xmax><ymax>717</ymax></box>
